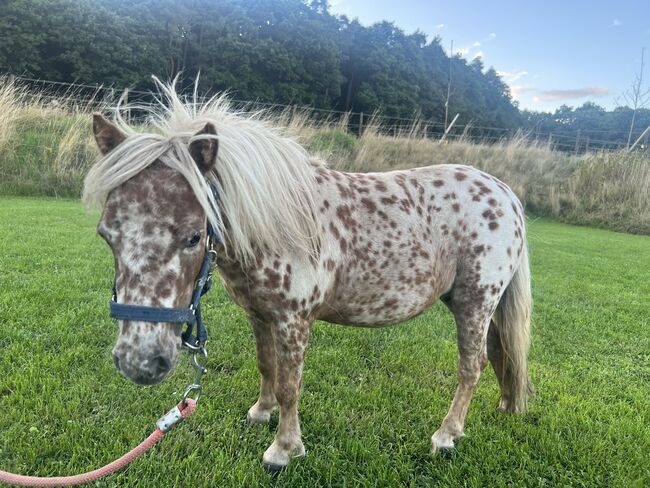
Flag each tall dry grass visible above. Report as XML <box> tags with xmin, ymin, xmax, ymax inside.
<box><xmin>566</xmin><ymin>151</ymin><xmax>650</xmax><ymax>233</ymax></box>
<box><xmin>0</xmin><ymin>76</ymin><xmax>99</xmax><ymax>197</ymax></box>
<box><xmin>1</xmin><ymin>76</ymin><xmax>648</xmax><ymax>234</ymax></box>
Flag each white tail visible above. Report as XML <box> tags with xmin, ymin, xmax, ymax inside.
<box><xmin>493</xmin><ymin>243</ymin><xmax>533</xmax><ymax>413</ymax></box>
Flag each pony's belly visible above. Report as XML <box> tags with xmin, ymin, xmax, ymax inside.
<box><xmin>317</xmin><ymin>288</ymin><xmax>440</xmax><ymax>327</ymax></box>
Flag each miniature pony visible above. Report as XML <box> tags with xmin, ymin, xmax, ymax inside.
<box><xmin>84</xmin><ymin>81</ymin><xmax>532</xmax><ymax>469</ymax></box>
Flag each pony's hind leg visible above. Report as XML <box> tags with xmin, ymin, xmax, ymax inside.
<box><xmin>262</xmin><ymin>318</ymin><xmax>310</xmax><ymax>470</ymax></box>
<box><xmin>247</xmin><ymin>317</ymin><xmax>278</xmax><ymax>424</ymax></box>
<box><xmin>432</xmin><ymin>299</ymin><xmax>494</xmax><ymax>454</ymax></box>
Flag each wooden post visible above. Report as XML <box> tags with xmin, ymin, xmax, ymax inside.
<box><xmin>444</xmin><ymin>40</ymin><xmax>453</xmax><ymax>133</ymax></box>
<box><xmin>439</xmin><ymin>113</ymin><xmax>459</xmax><ymax>144</ymax></box>
<box><xmin>358</xmin><ymin>112</ymin><xmax>364</xmax><ymax>136</ymax></box>
<box><xmin>629</xmin><ymin>125</ymin><xmax>650</xmax><ymax>152</ymax></box>
<box><xmin>574</xmin><ymin>129</ymin><xmax>581</xmax><ymax>154</ymax></box>
<box><xmin>119</xmin><ymin>88</ymin><xmax>130</xmax><ymax>122</ymax></box>
<box><xmin>585</xmin><ymin>136</ymin><xmax>590</xmax><ymax>154</ymax></box>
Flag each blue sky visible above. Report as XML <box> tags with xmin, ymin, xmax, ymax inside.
<box><xmin>328</xmin><ymin>0</ymin><xmax>650</xmax><ymax>112</ymax></box>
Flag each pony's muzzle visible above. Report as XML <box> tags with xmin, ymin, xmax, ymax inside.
<box><xmin>112</xmin><ymin>350</ymin><xmax>173</xmax><ymax>386</ymax></box>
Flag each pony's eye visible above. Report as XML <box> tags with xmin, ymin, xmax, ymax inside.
<box><xmin>186</xmin><ymin>232</ymin><xmax>201</xmax><ymax>248</ymax></box>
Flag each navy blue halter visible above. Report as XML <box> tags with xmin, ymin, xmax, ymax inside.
<box><xmin>109</xmin><ymin>188</ymin><xmax>222</xmax><ymax>349</ymax></box>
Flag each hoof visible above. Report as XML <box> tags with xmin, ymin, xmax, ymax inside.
<box><xmin>263</xmin><ymin>462</ymin><xmax>286</xmax><ymax>473</ymax></box>
<box><xmin>262</xmin><ymin>439</ymin><xmax>305</xmax><ymax>470</ymax></box>
<box><xmin>431</xmin><ymin>430</ymin><xmax>462</xmax><ymax>456</ymax></box>
<box><xmin>246</xmin><ymin>404</ymin><xmax>273</xmax><ymax>425</ymax></box>
<box><xmin>497</xmin><ymin>401</ymin><xmax>524</xmax><ymax>414</ymax></box>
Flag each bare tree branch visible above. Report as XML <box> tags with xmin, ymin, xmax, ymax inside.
<box><xmin>625</xmin><ymin>47</ymin><xmax>649</xmax><ymax>147</ymax></box>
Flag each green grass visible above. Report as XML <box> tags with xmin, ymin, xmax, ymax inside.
<box><xmin>0</xmin><ymin>197</ymin><xmax>648</xmax><ymax>487</ymax></box>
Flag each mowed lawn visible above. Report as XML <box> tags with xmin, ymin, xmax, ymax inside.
<box><xmin>0</xmin><ymin>196</ymin><xmax>648</xmax><ymax>487</ymax></box>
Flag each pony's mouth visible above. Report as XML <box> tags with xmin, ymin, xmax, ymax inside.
<box><xmin>129</xmin><ymin>374</ymin><xmax>165</xmax><ymax>386</ymax></box>
<box><xmin>112</xmin><ymin>353</ymin><xmax>172</xmax><ymax>386</ymax></box>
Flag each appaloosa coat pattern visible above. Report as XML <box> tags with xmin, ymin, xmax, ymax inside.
<box><xmin>84</xmin><ymin>79</ymin><xmax>533</xmax><ymax>470</ymax></box>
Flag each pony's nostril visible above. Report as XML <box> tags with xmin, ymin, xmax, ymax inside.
<box><xmin>112</xmin><ymin>353</ymin><xmax>121</xmax><ymax>371</ymax></box>
<box><xmin>151</xmin><ymin>354</ymin><xmax>172</xmax><ymax>377</ymax></box>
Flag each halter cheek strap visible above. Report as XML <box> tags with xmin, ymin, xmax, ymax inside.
<box><xmin>109</xmin><ymin>221</ymin><xmax>219</xmax><ymax>348</ymax></box>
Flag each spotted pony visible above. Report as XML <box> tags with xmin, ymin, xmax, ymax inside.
<box><xmin>84</xmin><ymin>80</ymin><xmax>533</xmax><ymax>470</ymax></box>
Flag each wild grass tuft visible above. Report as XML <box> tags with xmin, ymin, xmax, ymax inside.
<box><xmin>0</xmin><ymin>76</ymin><xmax>100</xmax><ymax>197</ymax></box>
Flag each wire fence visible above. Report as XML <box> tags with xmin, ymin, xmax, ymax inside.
<box><xmin>7</xmin><ymin>74</ymin><xmax>650</xmax><ymax>155</ymax></box>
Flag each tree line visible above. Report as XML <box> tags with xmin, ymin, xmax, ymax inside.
<box><xmin>522</xmin><ymin>103</ymin><xmax>650</xmax><ymax>151</ymax></box>
<box><xmin>0</xmin><ymin>0</ymin><xmax>520</xmax><ymax>128</ymax></box>
<box><xmin>1</xmin><ymin>0</ymin><xmax>647</xmax><ymax>147</ymax></box>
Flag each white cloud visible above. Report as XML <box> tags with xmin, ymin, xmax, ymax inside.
<box><xmin>612</xmin><ymin>19</ymin><xmax>622</xmax><ymax>27</ymax></box>
<box><xmin>532</xmin><ymin>87</ymin><xmax>609</xmax><ymax>102</ymax></box>
<box><xmin>456</xmin><ymin>33</ymin><xmax>496</xmax><ymax>60</ymax></box>
<box><xmin>497</xmin><ymin>70</ymin><xmax>529</xmax><ymax>83</ymax></box>
<box><xmin>436</xmin><ymin>23</ymin><xmax>445</xmax><ymax>29</ymax></box>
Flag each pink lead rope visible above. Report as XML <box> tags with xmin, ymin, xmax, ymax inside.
<box><xmin>0</xmin><ymin>399</ymin><xmax>197</xmax><ymax>487</ymax></box>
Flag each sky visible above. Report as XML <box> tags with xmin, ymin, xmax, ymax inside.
<box><xmin>328</xmin><ymin>0</ymin><xmax>650</xmax><ymax>112</ymax></box>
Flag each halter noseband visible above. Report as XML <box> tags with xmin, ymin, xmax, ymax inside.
<box><xmin>109</xmin><ymin>188</ymin><xmax>222</xmax><ymax>350</ymax></box>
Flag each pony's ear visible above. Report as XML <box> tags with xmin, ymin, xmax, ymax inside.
<box><xmin>189</xmin><ymin>123</ymin><xmax>218</xmax><ymax>174</ymax></box>
<box><xmin>93</xmin><ymin>113</ymin><xmax>127</xmax><ymax>155</ymax></box>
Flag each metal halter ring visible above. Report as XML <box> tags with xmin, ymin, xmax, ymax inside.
<box><xmin>182</xmin><ymin>346</ymin><xmax>208</xmax><ymax>404</ymax></box>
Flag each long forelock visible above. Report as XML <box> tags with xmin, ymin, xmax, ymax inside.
<box><xmin>83</xmin><ymin>79</ymin><xmax>322</xmax><ymax>266</ymax></box>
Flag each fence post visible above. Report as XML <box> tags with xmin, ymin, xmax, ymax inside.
<box><xmin>119</xmin><ymin>88</ymin><xmax>130</xmax><ymax>123</ymax></box>
<box><xmin>358</xmin><ymin>112</ymin><xmax>364</xmax><ymax>136</ymax></box>
<box><xmin>574</xmin><ymin>129</ymin><xmax>581</xmax><ymax>154</ymax></box>
<box><xmin>439</xmin><ymin>113</ymin><xmax>459</xmax><ymax>144</ymax></box>
<box><xmin>585</xmin><ymin>136</ymin><xmax>590</xmax><ymax>154</ymax></box>
<box><xmin>629</xmin><ymin>125</ymin><xmax>650</xmax><ymax>152</ymax></box>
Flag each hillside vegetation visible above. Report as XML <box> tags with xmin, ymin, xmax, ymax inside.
<box><xmin>1</xmin><ymin>78</ymin><xmax>649</xmax><ymax>235</ymax></box>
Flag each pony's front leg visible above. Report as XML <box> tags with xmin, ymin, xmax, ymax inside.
<box><xmin>247</xmin><ymin>317</ymin><xmax>277</xmax><ymax>424</ymax></box>
<box><xmin>262</xmin><ymin>318</ymin><xmax>311</xmax><ymax>470</ymax></box>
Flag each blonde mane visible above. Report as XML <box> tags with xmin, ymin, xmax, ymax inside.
<box><xmin>83</xmin><ymin>78</ymin><xmax>322</xmax><ymax>265</ymax></box>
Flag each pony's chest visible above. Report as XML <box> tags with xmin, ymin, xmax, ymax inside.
<box><xmin>216</xmin><ymin>255</ymin><xmax>326</xmax><ymax>319</ymax></box>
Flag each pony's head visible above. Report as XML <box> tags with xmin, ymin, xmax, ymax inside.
<box><xmin>90</xmin><ymin>114</ymin><xmax>218</xmax><ymax>385</ymax></box>
<box><xmin>84</xmin><ymin>79</ymin><xmax>321</xmax><ymax>385</ymax></box>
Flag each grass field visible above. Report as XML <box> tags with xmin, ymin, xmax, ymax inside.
<box><xmin>0</xmin><ymin>196</ymin><xmax>649</xmax><ymax>487</ymax></box>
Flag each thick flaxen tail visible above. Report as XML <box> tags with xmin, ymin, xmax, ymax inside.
<box><xmin>493</xmin><ymin>242</ymin><xmax>534</xmax><ymax>413</ymax></box>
